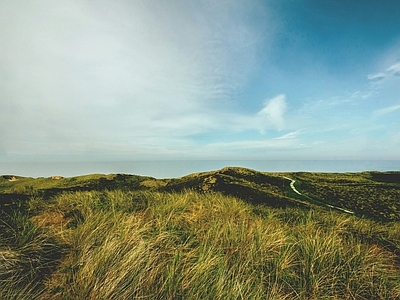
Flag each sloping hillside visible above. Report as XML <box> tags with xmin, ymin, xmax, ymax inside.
<box><xmin>1</xmin><ymin>168</ymin><xmax>400</xmax><ymax>299</ymax></box>
<box><xmin>1</xmin><ymin>168</ymin><xmax>400</xmax><ymax>221</ymax></box>
<box><xmin>163</xmin><ymin>167</ymin><xmax>307</xmax><ymax>207</ymax></box>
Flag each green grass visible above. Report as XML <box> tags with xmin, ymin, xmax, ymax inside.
<box><xmin>292</xmin><ymin>172</ymin><xmax>400</xmax><ymax>221</ymax></box>
<box><xmin>0</xmin><ymin>208</ymin><xmax>63</xmax><ymax>299</ymax></box>
<box><xmin>0</xmin><ymin>173</ymin><xmax>158</xmax><ymax>197</ymax></box>
<box><xmin>1</xmin><ymin>189</ymin><xmax>399</xmax><ymax>299</ymax></box>
<box><xmin>2</xmin><ymin>168</ymin><xmax>399</xmax><ymax>221</ymax></box>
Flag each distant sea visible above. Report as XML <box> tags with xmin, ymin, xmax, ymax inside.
<box><xmin>1</xmin><ymin>160</ymin><xmax>400</xmax><ymax>179</ymax></box>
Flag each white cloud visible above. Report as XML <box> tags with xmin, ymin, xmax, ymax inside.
<box><xmin>257</xmin><ymin>94</ymin><xmax>287</xmax><ymax>130</ymax></box>
<box><xmin>274</xmin><ymin>130</ymin><xmax>302</xmax><ymax>140</ymax></box>
<box><xmin>196</xmin><ymin>137</ymin><xmax>301</xmax><ymax>159</ymax></box>
<box><xmin>368</xmin><ymin>62</ymin><xmax>400</xmax><ymax>85</ymax></box>
<box><xmin>0</xmin><ymin>0</ymin><xmax>271</xmax><ymax>156</ymax></box>
<box><xmin>350</xmin><ymin>90</ymin><xmax>374</xmax><ymax>100</ymax></box>
<box><xmin>386</xmin><ymin>62</ymin><xmax>400</xmax><ymax>76</ymax></box>
<box><xmin>373</xmin><ymin>104</ymin><xmax>400</xmax><ymax>118</ymax></box>
<box><xmin>367</xmin><ymin>73</ymin><xmax>385</xmax><ymax>81</ymax></box>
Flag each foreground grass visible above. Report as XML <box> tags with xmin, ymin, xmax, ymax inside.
<box><xmin>1</xmin><ymin>190</ymin><xmax>400</xmax><ymax>299</ymax></box>
<box><xmin>0</xmin><ymin>207</ymin><xmax>63</xmax><ymax>299</ymax></box>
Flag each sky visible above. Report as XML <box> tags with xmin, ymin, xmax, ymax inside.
<box><xmin>1</xmin><ymin>0</ymin><xmax>400</xmax><ymax>168</ymax></box>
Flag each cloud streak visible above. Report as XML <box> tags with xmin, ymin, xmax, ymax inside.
<box><xmin>0</xmin><ymin>0</ymin><xmax>271</xmax><ymax>156</ymax></box>
<box><xmin>386</xmin><ymin>62</ymin><xmax>400</xmax><ymax>76</ymax></box>
<box><xmin>373</xmin><ymin>104</ymin><xmax>400</xmax><ymax>118</ymax></box>
<box><xmin>367</xmin><ymin>61</ymin><xmax>400</xmax><ymax>86</ymax></box>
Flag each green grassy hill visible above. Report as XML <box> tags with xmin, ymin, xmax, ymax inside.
<box><xmin>163</xmin><ymin>167</ymin><xmax>307</xmax><ymax>208</ymax></box>
<box><xmin>1</xmin><ymin>168</ymin><xmax>400</xmax><ymax>299</ymax></box>
<box><xmin>2</xmin><ymin>167</ymin><xmax>399</xmax><ymax>221</ymax></box>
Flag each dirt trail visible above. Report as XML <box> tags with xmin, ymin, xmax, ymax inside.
<box><xmin>283</xmin><ymin>176</ymin><xmax>302</xmax><ymax>195</ymax></box>
<box><xmin>283</xmin><ymin>176</ymin><xmax>354</xmax><ymax>214</ymax></box>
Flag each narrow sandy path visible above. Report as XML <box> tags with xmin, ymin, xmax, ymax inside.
<box><xmin>283</xmin><ymin>176</ymin><xmax>354</xmax><ymax>214</ymax></box>
<box><xmin>282</xmin><ymin>176</ymin><xmax>302</xmax><ymax>195</ymax></box>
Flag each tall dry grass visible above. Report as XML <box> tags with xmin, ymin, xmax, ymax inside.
<box><xmin>0</xmin><ymin>209</ymin><xmax>62</xmax><ymax>299</ymax></box>
<box><xmin>2</xmin><ymin>190</ymin><xmax>399</xmax><ymax>299</ymax></box>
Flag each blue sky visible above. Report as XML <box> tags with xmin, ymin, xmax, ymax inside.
<box><xmin>1</xmin><ymin>0</ymin><xmax>400</xmax><ymax>165</ymax></box>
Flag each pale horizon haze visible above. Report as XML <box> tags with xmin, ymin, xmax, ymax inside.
<box><xmin>1</xmin><ymin>0</ymin><xmax>400</xmax><ymax>176</ymax></box>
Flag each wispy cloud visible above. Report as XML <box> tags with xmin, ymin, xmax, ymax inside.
<box><xmin>367</xmin><ymin>62</ymin><xmax>400</xmax><ymax>85</ymax></box>
<box><xmin>0</xmin><ymin>0</ymin><xmax>271</xmax><ymax>156</ymax></box>
<box><xmin>367</xmin><ymin>73</ymin><xmax>386</xmax><ymax>81</ymax></box>
<box><xmin>2</xmin><ymin>0</ymin><xmax>399</xmax><ymax>163</ymax></box>
<box><xmin>373</xmin><ymin>104</ymin><xmax>400</xmax><ymax>118</ymax></box>
<box><xmin>386</xmin><ymin>62</ymin><xmax>400</xmax><ymax>76</ymax></box>
<box><xmin>274</xmin><ymin>130</ymin><xmax>303</xmax><ymax>140</ymax></box>
<box><xmin>257</xmin><ymin>94</ymin><xmax>287</xmax><ymax>131</ymax></box>
<box><xmin>198</xmin><ymin>137</ymin><xmax>302</xmax><ymax>159</ymax></box>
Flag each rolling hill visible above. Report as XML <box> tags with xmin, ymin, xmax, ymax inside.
<box><xmin>2</xmin><ymin>167</ymin><xmax>399</xmax><ymax>221</ymax></box>
<box><xmin>1</xmin><ymin>167</ymin><xmax>400</xmax><ymax>299</ymax></box>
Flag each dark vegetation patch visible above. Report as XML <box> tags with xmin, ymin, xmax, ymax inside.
<box><xmin>293</xmin><ymin>172</ymin><xmax>400</xmax><ymax>221</ymax></box>
<box><xmin>370</xmin><ymin>171</ymin><xmax>400</xmax><ymax>184</ymax></box>
<box><xmin>163</xmin><ymin>167</ymin><xmax>304</xmax><ymax>207</ymax></box>
<box><xmin>2</xmin><ymin>168</ymin><xmax>400</xmax><ymax>221</ymax></box>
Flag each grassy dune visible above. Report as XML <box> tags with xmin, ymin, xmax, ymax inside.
<box><xmin>2</xmin><ymin>167</ymin><xmax>399</xmax><ymax>221</ymax></box>
<box><xmin>1</xmin><ymin>188</ymin><xmax>400</xmax><ymax>299</ymax></box>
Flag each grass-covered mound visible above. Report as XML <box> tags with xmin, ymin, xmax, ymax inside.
<box><xmin>2</xmin><ymin>168</ymin><xmax>400</xmax><ymax>221</ymax></box>
<box><xmin>293</xmin><ymin>171</ymin><xmax>400</xmax><ymax>221</ymax></box>
<box><xmin>1</xmin><ymin>190</ymin><xmax>399</xmax><ymax>299</ymax></box>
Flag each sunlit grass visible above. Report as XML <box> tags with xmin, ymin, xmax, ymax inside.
<box><xmin>1</xmin><ymin>190</ymin><xmax>399</xmax><ymax>299</ymax></box>
<box><xmin>0</xmin><ymin>209</ymin><xmax>63</xmax><ymax>299</ymax></box>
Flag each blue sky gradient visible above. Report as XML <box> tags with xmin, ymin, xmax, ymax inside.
<box><xmin>1</xmin><ymin>0</ymin><xmax>400</xmax><ymax>165</ymax></box>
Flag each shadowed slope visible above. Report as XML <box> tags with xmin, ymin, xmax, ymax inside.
<box><xmin>163</xmin><ymin>167</ymin><xmax>306</xmax><ymax>208</ymax></box>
